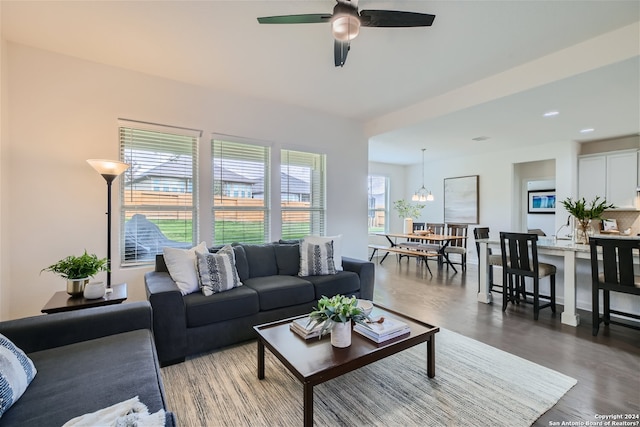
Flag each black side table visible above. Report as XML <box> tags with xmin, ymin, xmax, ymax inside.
<box><xmin>41</xmin><ymin>283</ymin><xmax>128</xmax><ymax>314</ymax></box>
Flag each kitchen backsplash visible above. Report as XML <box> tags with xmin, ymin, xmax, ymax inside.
<box><xmin>597</xmin><ymin>210</ymin><xmax>640</xmax><ymax>236</ymax></box>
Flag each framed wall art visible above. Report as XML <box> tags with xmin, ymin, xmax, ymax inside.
<box><xmin>528</xmin><ymin>190</ymin><xmax>556</xmax><ymax>214</ymax></box>
<box><xmin>444</xmin><ymin>175</ymin><xmax>479</xmax><ymax>224</ymax></box>
<box><xmin>527</xmin><ymin>190</ymin><xmax>556</xmax><ymax>214</ymax></box>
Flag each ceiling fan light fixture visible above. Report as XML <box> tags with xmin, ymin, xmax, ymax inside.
<box><xmin>332</xmin><ymin>14</ymin><xmax>360</xmax><ymax>41</ymax></box>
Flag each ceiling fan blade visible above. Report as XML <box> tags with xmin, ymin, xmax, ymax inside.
<box><xmin>359</xmin><ymin>10</ymin><xmax>435</xmax><ymax>27</ymax></box>
<box><xmin>334</xmin><ymin>40</ymin><xmax>350</xmax><ymax>67</ymax></box>
<box><xmin>257</xmin><ymin>14</ymin><xmax>332</xmax><ymax>24</ymax></box>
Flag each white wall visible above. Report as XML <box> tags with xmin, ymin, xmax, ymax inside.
<box><xmin>0</xmin><ymin>33</ymin><xmax>7</xmax><ymax>319</ymax></box>
<box><xmin>1</xmin><ymin>42</ymin><xmax>369</xmax><ymax>320</ymax></box>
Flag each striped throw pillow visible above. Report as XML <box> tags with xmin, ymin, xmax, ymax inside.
<box><xmin>0</xmin><ymin>333</ymin><xmax>37</xmax><ymax>417</ymax></box>
<box><xmin>197</xmin><ymin>245</ymin><xmax>243</xmax><ymax>296</ymax></box>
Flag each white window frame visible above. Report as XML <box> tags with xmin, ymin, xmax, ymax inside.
<box><xmin>368</xmin><ymin>175</ymin><xmax>388</xmax><ymax>234</ymax></box>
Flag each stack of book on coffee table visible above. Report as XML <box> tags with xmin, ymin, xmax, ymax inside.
<box><xmin>289</xmin><ymin>316</ymin><xmax>324</xmax><ymax>339</ymax></box>
<box><xmin>354</xmin><ymin>316</ymin><xmax>411</xmax><ymax>343</ymax></box>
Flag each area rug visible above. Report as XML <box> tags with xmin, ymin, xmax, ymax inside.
<box><xmin>161</xmin><ymin>329</ymin><xmax>577</xmax><ymax>426</ymax></box>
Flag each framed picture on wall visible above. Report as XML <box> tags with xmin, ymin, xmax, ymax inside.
<box><xmin>444</xmin><ymin>175</ymin><xmax>479</xmax><ymax>224</ymax></box>
<box><xmin>528</xmin><ymin>190</ymin><xmax>556</xmax><ymax>214</ymax></box>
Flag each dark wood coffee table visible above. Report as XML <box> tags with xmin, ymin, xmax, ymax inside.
<box><xmin>254</xmin><ymin>304</ymin><xmax>439</xmax><ymax>427</ymax></box>
<box><xmin>41</xmin><ymin>283</ymin><xmax>128</xmax><ymax>314</ymax></box>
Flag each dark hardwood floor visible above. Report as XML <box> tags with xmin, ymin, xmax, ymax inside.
<box><xmin>371</xmin><ymin>257</ymin><xmax>640</xmax><ymax>425</ymax></box>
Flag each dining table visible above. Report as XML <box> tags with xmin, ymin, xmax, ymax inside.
<box><xmin>375</xmin><ymin>232</ymin><xmax>468</xmax><ymax>273</ymax></box>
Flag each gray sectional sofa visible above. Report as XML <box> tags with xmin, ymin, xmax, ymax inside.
<box><xmin>145</xmin><ymin>241</ymin><xmax>375</xmax><ymax>366</ymax></box>
<box><xmin>0</xmin><ymin>302</ymin><xmax>175</xmax><ymax>426</ymax></box>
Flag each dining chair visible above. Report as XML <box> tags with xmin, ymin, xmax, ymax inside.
<box><xmin>418</xmin><ymin>223</ymin><xmax>446</xmax><ymax>265</ymax></box>
<box><xmin>397</xmin><ymin>222</ymin><xmax>426</xmax><ymax>261</ymax></box>
<box><xmin>444</xmin><ymin>223</ymin><xmax>468</xmax><ymax>271</ymax></box>
<box><xmin>499</xmin><ymin>232</ymin><xmax>556</xmax><ymax>320</ymax></box>
<box><xmin>589</xmin><ymin>237</ymin><xmax>640</xmax><ymax>336</ymax></box>
<box><xmin>473</xmin><ymin>227</ymin><xmax>502</xmax><ymax>294</ymax></box>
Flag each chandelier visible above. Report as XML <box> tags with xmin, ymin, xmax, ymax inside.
<box><xmin>412</xmin><ymin>148</ymin><xmax>434</xmax><ymax>202</ymax></box>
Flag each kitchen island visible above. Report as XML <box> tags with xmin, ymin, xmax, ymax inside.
<box><xmin>476</xmin><ymin>235</ymin><xmax>640</xmax><ymax>326</ymax></box>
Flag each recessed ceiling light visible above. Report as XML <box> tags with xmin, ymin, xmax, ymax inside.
<box><xmin>580</xmin><ymin>128</ymin><xmax>595</xmax><ymax>133</ymax></box>
<box><xmin>543</xmin><ymin>111</ymin><xmax>559</xmax><ymax>117</ymax></box>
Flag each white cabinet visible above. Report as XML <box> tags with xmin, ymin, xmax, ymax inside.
<box><xmin>578</xmin><ymin>150</ymin><xmax>638</xmax><ymax>209</ymax></box>
<box><xmin>578</xmin><ymin>156</ymin><xmax>606</xmax><ymax>203</ymax></box>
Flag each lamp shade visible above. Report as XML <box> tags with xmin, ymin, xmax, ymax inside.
<box><xmin>87</xmin><ymin>159</ymin><xmax>130</xmax><ymax>183</ymax></box>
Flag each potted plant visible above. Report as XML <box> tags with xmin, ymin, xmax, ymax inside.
<box><xmin>393</xmin><ymin>200</ymin><xmax>425</xmax><ymax>234</ymax></box>
<box><xmin>308</xmin><ymin>295</ymin><xmax>370</xmax><ymax>348</ymax></box>
<box><xmin>560</xmin><ymin>196</ymin><xmax>615</xmax><ymax>244</ymax></box>
<box><xmin>41</xmin><ymin>250</ymin><xmax>108</xmax><ymax>296</ymax></box>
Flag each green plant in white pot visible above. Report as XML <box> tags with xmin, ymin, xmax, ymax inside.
<box><xmin>393</xmin><ymin>199</ymin><xmax>425</xmax><ymax>234</ymax></box>
<box><xmin>308</xmin><ymin>295</ymin><xmax>370</xmax><ymax>348</ymax></box>
<box><xmin>41</xmin><ymin>251</ymin><xmax>108</xmax><ymax>296</ymax></box>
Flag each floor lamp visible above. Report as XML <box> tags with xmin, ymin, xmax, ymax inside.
<box><xmin>87</xmin><ymin>159</ymin><xmax>130</xmax><ymax>293</ymax></box>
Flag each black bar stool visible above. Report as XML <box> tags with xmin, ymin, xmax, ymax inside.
<box><xmin>499</xmin><ymin>232</ymin><xmax>556</xmax><ymax>320</ymax></box>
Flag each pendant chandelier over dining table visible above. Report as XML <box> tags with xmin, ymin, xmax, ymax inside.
<box><xmin>412</xmin><ymin>148</ymin><xmax>434</xmax><ymax>202</ymax></box>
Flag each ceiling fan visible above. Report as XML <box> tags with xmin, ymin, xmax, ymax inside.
<box><xmin>257</xmin><ymin>0</ymin><xmax>435</xmax><ymax>67</ymax></box>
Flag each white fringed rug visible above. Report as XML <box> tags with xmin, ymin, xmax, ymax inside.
<box><xmin>162</xmin><ymin>329</ymin><xmax>577</xmax><ymax>426</ymax></box>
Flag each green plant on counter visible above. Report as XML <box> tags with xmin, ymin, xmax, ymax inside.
<box><xmin>561</xmin><ymin>196</ymin><xmax>615</xmax><ymax>222</ymax></box>
<box><xmin>561</xmin><ymin>196</ymin><xmax>615</xmax><ymax>242</ymax></box>
<box><xmin>41</xmin><ymin>250</ymin><xmax>108</xmax><ymax>280</ymax></box>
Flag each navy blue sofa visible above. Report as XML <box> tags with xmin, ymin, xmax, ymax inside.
<box><xmin>0</xmin><ymin>302</ymin><xmax>175</xmax><ymax>426</ymax></box>
<box><xmin>145</xmin><ymin>241</ymin><xmax>375</xmax><ymax>366</ymax></box>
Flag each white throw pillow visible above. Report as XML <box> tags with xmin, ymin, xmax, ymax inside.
<box><xmin>163</xmin><ymin>242</ymin><xmax>208</xmax><ymax>295</ymax></box>
<box><xmin>0</xmin><ymin>333</ymin><xmax>37</xmax><ymax>417</ymax></box>
<box><xmin>303</xmin><ymin>235</ymin><xmax>343</xmax><ymax>271</ymax></box>
<box><xmin>197</xmin><ymin>245</ymin><xmax>243</xmax><ymax>296</ymax></box>
<box><xmin>299</xmin><ymin>238</ymin><xmax>337</xmax><ymax>276</ymax></box>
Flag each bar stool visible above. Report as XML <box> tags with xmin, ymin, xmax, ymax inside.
<box><xmin>499</xmin><ymin>232</ymin><xmax>556</xmax><ymax>320</ymax></box>
<box><xmin>589</xmin><ymin>237</ymin><xmax>640</xmax><ymax>336</ymax></box>
<box><xmin>473</xmin><ymin>227</ymin><xmax>502</xmax><ymax>294</ymax></box>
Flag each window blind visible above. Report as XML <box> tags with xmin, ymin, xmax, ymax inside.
<box><xmin>211</xmin><ymin>139</ymin><xmax>270</xmax><ymax>244</ymax></box>
<box><xmin>281</xmin><ymin>149</ymin><xmax>326</xmax><ymax>239</ymax></box>
<box><xmin>119</xmin><ymin>122</ymin><xmax>200</xmax><ymax>265</ymax></box>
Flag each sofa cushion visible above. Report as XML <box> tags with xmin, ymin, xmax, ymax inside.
<box><xmin>274</xmin><ymin>243</ymin><xmax>300</xmax><ymax>276</ymax></box>
<box><xmin>304</xmin><ymin>271</ymin><xmax>361</xmax><ymax>299</ymax></box>
<box><xmin>196</xmin><ymin>246</ymin><xmax>242</xmax><ymax>296</ymax></box>
<box><xmin>184</xmin><ymin>286</ymin><xmax>260</xmax><ymax>328</ymax></box>
<box><xmin>299</xmin><ymin>239</ymin><xmax>336</xmax><ymax>276</ymax></box>
<box><xmin>163</xmin><ymin>242</ymin><xmax>208</xmax><ymax>295</ymax></box>
<box><xmin>231</xmin><ymin>245</ymin><xmax>250</xmax><ymax>282</ymax></box>
<box><xmin>242</xmin><ymin>244</ymin><xmax>278</xmax><ymax>278</ymax></box>
<box><xmin>302</xmin><ymin>235</ymin><xmax>343</xmax><ymax>271</ymax></box>
<box><xmin>244</xmin><ymin>275</ymin><xmax>315</xmax><ymax>311</ymax></box>
<box><xmin>0</xmin><ymin>334</ymin><xmax>37</xmax><ymax>417</ymax></box>
<box><xmin>1</xmin><ymin>330</ymin><xmax>165</xmax><ymax>427</ymax></box>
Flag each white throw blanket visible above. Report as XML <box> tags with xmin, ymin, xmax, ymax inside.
<box><xmin>63</xmin><ymin>396</ymin><xmax>165</xmax><ymax>427</ymax></box>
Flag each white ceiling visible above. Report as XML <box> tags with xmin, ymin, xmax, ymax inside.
<box><xmin>2</xmin><ymin>1</ymin><xmax>639</xmax><ymax>165</ymax></box>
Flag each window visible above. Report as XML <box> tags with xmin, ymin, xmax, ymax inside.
<box><xmin>368</xmin><ymin>175</ymin><xmax>388</xmax><ymax>233</ymax></box>
<box><xmin>212</xmin><ymin>139</ymin><xmax>270</xmax><ymax>244</ymax></box>
<box><xmin>119</xmin><ymin>121</ymin><xmax>201</xmax><ymax>265</ymax></box>
<box><xmin>281</xmin><ymin>150</ymin><xmax>326</xmax><ymax>239</ymax></box>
